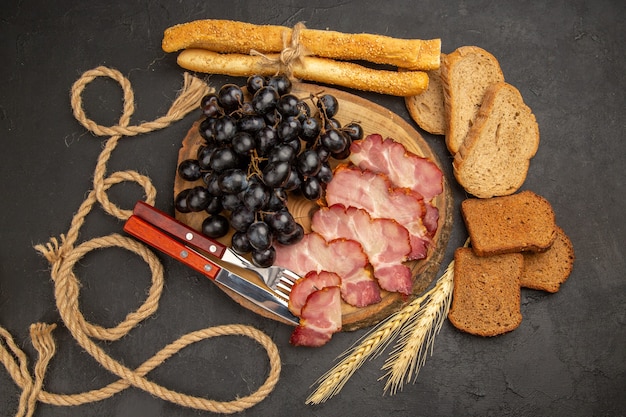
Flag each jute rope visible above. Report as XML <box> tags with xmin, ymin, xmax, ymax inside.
<box><xmin>0</xmin><ymin>66</ymin><xmax>282</xmax><ymax>416</ymax></box>
<box><xmin>250</xmin><ymin>21</ymin><xmax>310</xmax><ymax>77</ymax></box>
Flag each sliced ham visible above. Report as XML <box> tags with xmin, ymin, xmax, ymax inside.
<box><xmin>288</xmin><ymin>270</ymin><xmax>342</xmax><ymax>317</ymax></box>
<box><xmin>289</xmin><ymin>286</ymin><xmax>342</xmax><ymax>347</ymax></box>
<box><xmin>274</xmin><ymin>232</ymin><xmax>381</xmax><ymax>307</ymax></box>
<box><xmin>325</xmin><ymin>165</ymin><xmax>430</xmax><ymax>260</ymax></box>
<box><xmin>311</xmin><ymin>205</ymin><xmax>413</xmax><ymax>295</ymax></box>
<box><xmin>349</xmin><ymin>133</ymin><xmax>443</xmax><ymax>201</ymax></box>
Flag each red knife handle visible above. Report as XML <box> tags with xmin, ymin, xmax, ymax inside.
<box><xmin>123</xmin><ymin>215</ymin><xmax>221</xmax><ymax>280</ymax></box>
<box><xmin>132</xmin><ymin>201</ymin><xmax>227</xmax><ymax>258</ymax></box>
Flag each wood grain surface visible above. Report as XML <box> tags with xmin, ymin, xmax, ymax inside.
<box><xmin>173</xmin><ymin>82</ymin><xmax>453</xmax><ymax>331</ymax></box>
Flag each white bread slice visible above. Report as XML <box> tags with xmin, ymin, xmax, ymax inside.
<box><xmin>441</xmin><ymin>46</ymin><xmax>504</xmax><ymax>154</ymax></box>
<box><xmin>405</xmin><ymin>53</ymin><xmax>446</xmax><ymax>135</ymax></box>
<box><xmin>453</xmin><ymin>82</ymin><xmax>539</xmax><ymax>198</ymax></box>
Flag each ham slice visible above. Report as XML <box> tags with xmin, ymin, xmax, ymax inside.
<box><xmin>349</xmin><ymin>133</ymin><xmax>443</xmax><ymax>201</ymax></box>
<box><xmin>311</xmin><ymin>205</ymin><xmax>413</xmax><ymax>295</ymax></box>
<box><xmin>274</xmin><ymin>232</ymin><xmax>381</xmax><ymax>307</ymax></box>
<box><xmin>289</xmin><ymin>286</ymin><xmax>342</xmax><ymax>347</ymax></box>
<box><xmin>288</xmin><ymin>270</ymin><xmax>342</xmax><ymax>317</ymax></box>
<box><xmin>325</xmin><ymin>165</ymin><xmax>430</xmax><ymax>260</ymax></box>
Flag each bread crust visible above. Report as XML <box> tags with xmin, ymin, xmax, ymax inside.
<box><xmin>461</xmin><ymin>190</ymin><xmax>557</xmax><ymax>257</ymax></box>
<box><xmin>453</xmin><ymin>82</ymin><xmax>540</xmax><ymax>198</ymax></box>
<box><xmin>404</xmin><ymin>54</ymin><xmax>446</xmax><ymax>135</ymax></box>
<box><xmin>448</xmin><ymin>248</ymin><xmax>523</xmax><ymax>337</ymax></box>
<box><xmin>177</xmin><ymin>49</ymin><xmax>429</xmax><ymax>97</ymax></box>
<box><xmin>521</xmin><ymin>226</ymin><xmax>575</xmax><ymax>293</ymax></box>
<box><xmin>441</xmin><ymin>46</ymin><xmax>504</xmax><ymax>154</ymax></box>
<box><xmin>163</xmin><ymin>19</ymin><xmax>441</xmax><ymax>70</ymax></box>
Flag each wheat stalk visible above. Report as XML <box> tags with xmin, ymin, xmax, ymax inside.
<box><xmin>306</xmin><ymin>292</ymin><xmax>429</xmax><ymax>404</ymax></box>
<box><xmin>306</xmin><ymin>258</ymin><xmax>456</xmax><ymax>404</ymax></box>
<box><xmin>380</xmin><ymin>260</ymin><xmax>454</xmax><ymax>394</ymax></box>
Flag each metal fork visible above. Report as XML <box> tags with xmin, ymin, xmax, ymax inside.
<box><xmin>219</xmin><ymin>249</ymin><xmax>299</xmax><ymax>305</ymax></box>
<box><xmin>132</xmin><ymin>201</ymin><xmax>300</xmax><ymax>306</ymax></box>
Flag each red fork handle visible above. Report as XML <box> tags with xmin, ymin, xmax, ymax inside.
<box><xmin>123</xmin><ymin>215</ymin><xmax>222</xmax><ymax>280</ymax></box>
<box><xmin>132</xmin><ymin>201</ymin><xmax>228</xmax><ymax>258</ymax></box>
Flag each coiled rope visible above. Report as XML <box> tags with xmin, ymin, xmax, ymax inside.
<box><xmin>0</xmin><ymin>66</ymin><xmax>282</xmax><ymax>416</ymax></box>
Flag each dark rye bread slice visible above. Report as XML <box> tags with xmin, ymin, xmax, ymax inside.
<box><xmin>521</xmin><ymin>226</ymin><xmax>575</xmax><ymax>293</ymax></box>
<box><xmin>453</xmin><ymin>82</ymin><xmax>540</xmax><ymax>198</ymax></box>
<box><xmin>461</xmin><ymin>190</ymin><xmax>557</xmax><ymax>257</ymax></box>
<box><xmin>448</xmin><ymin>247</ymin><xmax>523</xmax><ymax>336</ymax></box>
<box><xmin>440</xmin><ymin>46</ymin><xmax>504</xmax><ymax>154</ymax></box>
<box><xmin>405</xmin><ymin>53</ymin><xmax>446</xmax><ymax>135</ymax></box>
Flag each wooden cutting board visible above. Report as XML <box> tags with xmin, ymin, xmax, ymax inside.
<box><xmin>174</xmin><ymin>82</ymin><xmax>453</xmax><ymax>331</ymax></box>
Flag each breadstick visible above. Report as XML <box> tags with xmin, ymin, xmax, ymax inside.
<box><xmin>177</xmin><ymin>49</ymin><xmax>429</xmax><ymax>97</ymax></box>
<box><xmin>163</xmin><ymin>19</ymin><xmax>440</xmax><ymax>70</ymax></box>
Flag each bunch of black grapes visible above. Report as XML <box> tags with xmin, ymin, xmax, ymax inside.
<box><xmin>174</xmin><ymin>74</ymin><xmax>363</xmax><ymax>267</ymax></box>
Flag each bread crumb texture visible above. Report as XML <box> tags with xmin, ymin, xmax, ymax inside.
<box><xmin>461</xmin><ymin>190</ymin><xmax>557</xmax><ymax>257</ymax></box>
<box><xmin>448</xmin><ymin>248</ymin><xmax>523</xmax><ymax>336</ymax></box>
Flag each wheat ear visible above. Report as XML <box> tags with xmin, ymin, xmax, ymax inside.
<box><xmin>306</xmin><ymin>292</ymin><xmax>429</xmax><ymax>404</ymax></box>
<box><xmin>380</xmin><ymin>260</ymin><xmax>455</xmax><ymax>394</ymax></box>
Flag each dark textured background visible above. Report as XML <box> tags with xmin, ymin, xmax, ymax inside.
<box><xmin>1</xmin><ymin>1</ymin><xmax>624</xmax><ymax>416</ymax></box>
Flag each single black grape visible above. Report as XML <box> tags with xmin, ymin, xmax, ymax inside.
<box><xmin>205</xmin><ymin>195</ymin><xmax>223</xmax><ymax>215</ymax></box>
<box><xmin>218</xmin><ymin>84</ymin><xmax>244</xmax><ymax>112</ymax></box>
<box><xmin>277</xmin><ymin>116</ymin><xmax>302</xmax><ymax>142</ymax></box>
<box><xmin>246</xmin><ymin>75</ymin><xmax>266</xmax><ymax>95</ymax></box>
<box><xmin>174</xmin><ymin>189</ymin><xmax>192</xmax><ymax>213</ymax></box>
<box><xmin>316</xmin><ymin>94</ymin><xmax>339</xmax><ymax>118</ymax></box>
<box><xmin>297</xmin><ymin>149</ymin><xmax>322</xmax><ymax>177</ymax></box>
<box><xmin>276</xmin><ymin>223</ymin><xmax>304</xmax><ymax>245</ymax></box>
<box><xmin>199</xmin><ymin>117</ymin><xmax>217</xmax><ymax>141</ymax></box>
<box><xmin>332</xmin><ymin>134</ymin><xmax>352</xmax><ymax>159</ymax></box>
<box><xmin>300</xmin><ymin>116</ymin><xmax>322</xmax><ymax>143</ymax></box>
<box><xmin>177</xmin><ymin>159</ymin><xmax>202</xmax><ymax>181</ymax></box>
<box><xmin>209</xmin><ymin>147</ymin><xmax>239</xmax><ymax>172</ymax></box>
<box><xmin>301</xmin><ymin>176</ymin><xmax>322</xmax><ymax>200</ymax></box>
<box><xmin>267</xmin><ymin>74</ymin><xmax>292</xmax><ymax>95</ymax></box>
<box><xmin>276</xmin><ymin>94</ymin><xmax>300</xmax><ymax>117</ymax></box>
<box><xmin>251</xmin><ymin>246</ymin><xmax>276</xmax><ymax>268</ymax></box>
<box><xmin>252</xmin><ymin>86</ymin><xmax>279</xmax><ymax>115</ymax></box>
<box><xmin>246</xmin><ymin>221</ymin><xmax>273</xmax><ymax>251</ymax></box>
<box><xmin>242</xmin><ymin>182</ymin><xmax>270</xmax><ymax>212</ymax></box>
<box><xmin>218</xmin><ymin>168</ymin><xmax>248</xmax><ymax>194</ymax></box>
<box><xmin>213</xmin><ymin>115</ymin><xmax>237</xmax><ymax>143</ymax></box>
<box><xmin>262</xmin><ymin>161</ymin><xmax>291</xmax><ymax>188</ymax></box>
<box><xmin>255</xmin><ymin>126</ymin><xmax>280</xmax><ymax>156</ymax></box>
<box><xmin>202</xmin><ymin>214</ymin><xmax>230</xmax><ymax>238</ymax></box>
<box><xmin>265</xmin><ymin>209</ymin><xmax>297</xmax><ymax>234</ymax></box>
<box><xmin>317</xmin><ymin>162</ymin><xmax>333</xmax><ymax>184</ymax></box>
<box><xmin>231</xmin><ymin>231</ymin><xmax>253</xmax><ymax>254</ymax></box>
<box><xmin>231</xmin><ymin>131</ymin><xmax>255</xmax><ymax>155</ymax></box>
<box><xmin>230</xmin><ymin>205</ymin><xmax>256</xmax><ymax>232</ymax></box>
<box><xmin>221</xmin><ymin>193</ymin><xmax>242</xmax><ymax>211</ymax></box>
<box><xmin>268</xmin><ymin>143</ymin><xmax>297</xmax><ymax>164</ymax></box>
<box><xmin>320</xmin><ymin>129</ymin><xmax>348</xmax><ymax>154</ymax></box>
<box><xmin>343</xmin><ymin>122</ymin><xmax>364</xmax><ymax>141</ymax></box>
<box><xmin>200</xmin><ymin>93</ymin><xmax>222</xmax><ymax>118</ymax></box>
<box><xmin>187</xmin><ymin>186</ymin><xmax>212</xmax><ymax>212</ymax></box>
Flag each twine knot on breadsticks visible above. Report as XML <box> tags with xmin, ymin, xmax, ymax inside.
<box><xmin>250</xmin><ymin>21</ymin><xmax>310</xmax><ymax>77</ymax></box>
<box><xmin>0</xmin><ymin>67</ymin><xmax>283</xmax><ymax>417</ymax></box>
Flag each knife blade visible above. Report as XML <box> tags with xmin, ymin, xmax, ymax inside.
<box><xmin>123</xmin><ymin>215</ymin><xmax>299</xmax><ymax>326</ymax></box>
